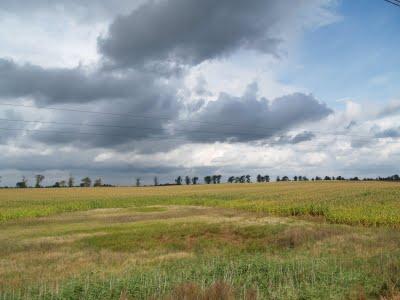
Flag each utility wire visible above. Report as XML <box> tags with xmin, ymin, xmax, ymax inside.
<box><xmin>0</xmin><ymin>117</ymin><xmax>391</xmax><ymax>141</ymax></box>
<box><xmin>0</xmin><ymin>103</ymin><xmax>255</xmax><ymax>128</ymax></box>
<box><xmin>0</xmin><ymin>103</ymin><xmax>394</xmax><ymax>140</ymax></box>
<box><xmin>0</xmin><ymin>126</ymin><xmax>399</xmax><ymax>146</ymax></box>
<box><xmin>384</xmin><ymin>0</ymin><xmax>400</xmax><ymax>7</ymax></box>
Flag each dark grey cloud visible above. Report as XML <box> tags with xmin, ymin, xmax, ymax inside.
<box><xmin>286</xmin><ymin>131</ymin><xmax>316</xmax><ymax>144</ymax></box>
<box><xmin>0</xmin><ymin>58</ymin><xmax>181</xmax><ymax>147</ymax></box>
<box><xmin>28</xmin><ymin>92</ymin><xmax>181</xmax><ymax>148</ymax></box>
<box><xmin>0</xmin><ymin>58</ymin><xmax>170</xmax><ymax>105</ymax></box>
<box><xmin>268</xmin><ymin>131</ymin><xmax>316</xmax><ymax>145</ymax></box>
<box><xmin>375</xmin><ymin>127</ymin><xmax>400</xmax><ymax>138</ymax></box>
<box><xmin>180</xmin><ymin>84</ymin><xmax>332</xmax><ymax>142</ymax></box>
<box><xmin>98</xmin><ymin>0</ymin><xmax>305</xmax><ymax>69</ymax></box>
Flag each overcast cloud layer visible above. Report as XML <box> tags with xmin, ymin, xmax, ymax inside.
<box><xmin>0</xmin><ymin>0</ymin><xmax>399</xmax><ymax>186</ymax></box>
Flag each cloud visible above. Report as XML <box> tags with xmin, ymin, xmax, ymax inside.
<box><xmin>377</xmin><ymin>101</ymin><xmax>400</xmax><ymax>118</ymax></box>
<box><xmin>0</xmin><ymin>1</ymin><xmax>144</xmax><ymax>22</ymax></box>
<box><xmin>375</xmin><ymin>127</ymin><xmax>400</xmax><ymax>138</ymax></box>
<box><xmin>0</xmin><ymin>58</ymin><xmax>181</xmax><ymax>147</ymax></box>
<box><xmin>4</xmin><ymin>0</ymin><xmax>376</xmax><ymax>185</ymax></box>
<box><xmin>288</xmin><ymin>131</ymin><xmax>316</xmax><ymax>144</ymax></box>
<box><xmin>0</xmin><ymin>58</ymin><xmax>176</xmax><ymax>105</ymax></box>
<box><xmin>180</xmin><ymin>83</ymin><xmax>332</xmax><ymax>142</ymax></box>
<box><xmin>98</xmin><ymin>0</ymin><xmax>333</xmax><ymax>69</ymax></box>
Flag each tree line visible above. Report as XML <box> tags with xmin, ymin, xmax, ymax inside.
<box><xmin>2</xmin><ymin>173</ymin><xmax>400</xmax><ymax>188</ymax></box>
<box><xmin>11</xmin><ymin>175</ymin><xmax>113</xmax><ymax>189</ymax></box>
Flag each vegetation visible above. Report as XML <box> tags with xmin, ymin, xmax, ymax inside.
<box><xmin>1</xmin><ymin>181</ymin><xmax>400</xmax><ymax>227</ymax></box>
<box><xmin>1</xmin><ymin>182</ymin><xmax>400</xmax><ymax>299</ymax></box>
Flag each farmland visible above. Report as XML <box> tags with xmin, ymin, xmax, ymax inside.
<box><xmin>1</xmin><ymin>182</ymin><xmax>400</xmax><ymax>299</ymax></box>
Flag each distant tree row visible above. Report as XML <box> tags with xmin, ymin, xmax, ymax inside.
<box><xmin>227</xmin><ymin>175</ymin><xmax>251</xmax><ymax>183</ymax></box>
<box><xmin>10</xmin><ymin>175</ymin><xmax>112</xmax><ymax>188</ymax></box>
<box><xmin>4</xmin><ymin>173</ymin><xmax>400</xmax><ymax>189</ymax></box>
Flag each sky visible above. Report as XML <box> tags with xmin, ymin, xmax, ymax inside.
<box><xmin>0</xmin><ymin>0</ymin><xmax>399</xmax><ymax>186</ymax></box>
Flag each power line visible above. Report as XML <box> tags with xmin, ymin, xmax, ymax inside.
<box><xmin>384</xmin><ymin>0</ymin><xmax>400</xmax><ymax>7</ymax></box>
<box><xmin>0</xmin><ymin>117</ymin><xmax>391</xmax><ymax>141</ymax></box>
<box><xmin>0</xmin><ymin>103</ymin><xmax>394</xmax><ymax>140</ymax></box>
<box><xmin>0</xmin><ymin>126</ymin><xmax>399</xmax><ymax>146</ymax></box>
<box><xmin>0</xmin><ymin>102</ymin><xmax>259</xmax><ymax>129</ymax></box>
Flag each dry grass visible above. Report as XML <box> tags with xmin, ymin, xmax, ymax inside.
<box><xmin>1</xmin><ymin>182</ymin><xmax>400</xmax><ymax>299</ymax></box>
<box><xmin>2</xmin><ymin>181</ymin><xmax>400</xmax><ymax>227</ymax></box>
<box><xmin>165</xmin><ymin>281</ymin><xmax>237</xmax><ymax>300</ymax></box>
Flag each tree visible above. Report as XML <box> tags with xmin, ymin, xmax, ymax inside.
<box><xmin>136</xmin><ymin>178</ymin><xmax>141</xmax><ymax>187</ymax></box>
<box><xmin>53</xmin><ymin>182</ymin><xmax>60</xmax><ymax>188</ymax></box>
<box><xmin>282</xmin><ymin>176</ymin><xmax>289</xmax><ymax>181</ymax></box>
<box><xmin>228</xmin><ymin>176</ymin><xmax>235</xmax><ymax>183</ymax></box>
<box><xmin>211</xmin><ymin>175</ymin><xmax>222</xmax><ymax>184</ymax></box>
<box><xmin>59</xmin><ymin>180</ymin><xmax>66</xmax><ymax>188</ymax></box>
<box><xmin>239</xmin><ymin>176</ymin><xmax>246</xmax><ymax>183</ymax></box>
<box><xmin>257</xmin><ymin>174</ymin><xmax>262</xmax><ymax>183</ymax></box>
<box><xmin>276</xmin><ymin>176</ymin><xmax>281</xmax><ymax>182</ymax></box>
<box><xmin>68</xmin><ymin>176</ymin><xmax>74</xmax><ymax>187</ymax></box>
<box><xmin>245</xmin><ymin>175</ymin><xmax>251</xmax><ymax>183</ymax></box>
<box><xmin>35</xmin><ymin>174</ymin><xmax>45</xmax><ymax>188</ymax></box>
<box><xmin>324</xmin><ymin>176</ymin><xmax>331</xmax><ymax>181</ymax></box>
<box><xmin>192</xmin><ymin>177</ymin><xmax>199</xmax><ymax>185</ymax></box>
<box><xmin>264</xmin><ymin>175</ymin><xmax>270</xmax><ymax>182</ymax></box>
<box><xmin>293</xmin><ymin>176</ymin><xmax>298</xmax><ymax>182</ymax></box>
<box><xmin>175</xmin><ymin>176</ymin><xmax>182</xmax><ymax>185</ymax></box>
<box><xmin>16</xmin><ymin>176</ymin><xmax>28</xmax><ymax>188</ymax></box>
<box><xmin>81</xmin><ymin>177</ymin><xmax>92</xmax><ymax>187</ymax></box>
<box><xmin>154</xmin><ymin>176</ymin><xmax>159</xmax><ymax>186</ymax></box>
<box><xmin>94</xmin><ymin>178</ymin><xmax>102</xmax><ymax>187</ymax></box>
<box><xmin>204</xmin><ymin>176</ymin><xmax>212</xmax><ymax>184</ymax></box>
<box><xmin>185</xmin><ymin>176</ymin><xmax>191</xmax><ymax>185</ymax></box>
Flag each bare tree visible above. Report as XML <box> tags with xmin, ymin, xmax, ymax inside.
<box><xmin>35</xmin><ymin>174</ymin><xmax>45</xmax><ymax>188</ymax></box>
<box><xmin>59</xmin><ymin>180</ymin><xmax>67</xmax><ymax>188</ymax></box>
<box><xmin>94</xmin><ymin>178</ymin><xmax>102</xmax><ymax>187</ymax></box>
<box><xmin>245</xmin><ymin>175</ymin><xmax>251</xmax><ymax>183</ymax></box>
<box><xmin>68</xmin><ymin>175</ymin><xmax>74</xmax><ymax>187</ymax></box>
<box><xmin>154</xmin><ymin>176</ymin><xmax>159</xmax><ymax>186</ymax></box>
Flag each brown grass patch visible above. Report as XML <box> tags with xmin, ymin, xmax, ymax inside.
<box><xmin>161</xmin><ymin>281</ymin><xmax>258</xmax><ymax>300</ymax></box>
<box><xmin>274</xmin><ymin>226</ymin><xmax>341</xmax><ymax>249</ymax></box>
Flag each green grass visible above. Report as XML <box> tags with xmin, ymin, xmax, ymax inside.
<box><xmin>4</xmin><ymin>253</ymin><xmax>400</xmax><ymax>299</ymax></box>
<box><xmin>1</xmin><ymin>182</ymin><xmax>400</xmax><ymax>299</ymax></box>
<box><xmin>1</xmin><ymin>182</ymin><xmax>400</xmax><ymax>227</ymax></box>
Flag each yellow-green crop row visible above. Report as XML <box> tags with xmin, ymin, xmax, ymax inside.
<box><xmin>1</xmin><ymin>181</ymin><xmax>400</xmax><ymax>227</ymax></box>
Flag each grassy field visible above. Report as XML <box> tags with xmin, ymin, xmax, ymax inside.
<box><xmin>1</xmin><ymin>182</ymin><xmax>400</xmax><ymax>299</ymax></box>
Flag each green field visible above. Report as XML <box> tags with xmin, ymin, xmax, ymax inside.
<box><xmin>1</xmin><ymin>182</ymin><xmax>400</xmax><ymax>299</ymax></box>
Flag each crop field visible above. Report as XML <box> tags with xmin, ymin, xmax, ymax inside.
<box><xmin>1</xmin><ymin>182</ymin><xmax>400</xmax><ymax>299</ymax></box>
